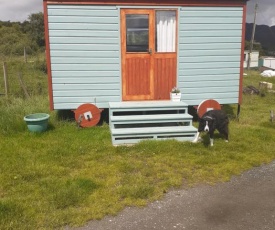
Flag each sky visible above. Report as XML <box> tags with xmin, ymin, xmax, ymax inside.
<box><xmin>246</xmin><ymin>0</ymin><xmax>275</xmax><ymax>26</ymax></box>
<box><xmin>0</xmin><ymin>0</ymin><xmax>274</xmax><ymax>26</ymax></box>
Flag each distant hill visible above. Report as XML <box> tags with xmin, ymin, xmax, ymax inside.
<box><xmin>246</xmin><ymin>23</ymin><xmax>275</xmax><ymax>54</ymax></box>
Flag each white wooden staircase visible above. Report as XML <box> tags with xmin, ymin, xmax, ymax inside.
<box><xmin>109</xmin><ymin>101</ymin><xmax>197</xmax><ymax>145</ymax></box>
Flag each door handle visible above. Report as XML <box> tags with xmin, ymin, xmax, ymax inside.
<box><xmin>148</xmin><ymin>48</ymin><xmax>152</xmax><ymax>55</ymax></box>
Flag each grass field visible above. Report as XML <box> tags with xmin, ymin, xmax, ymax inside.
<box><xmin>1</xmin><ymin>57</ymin><xmax>275</xmax><ymax>229</ymax></box>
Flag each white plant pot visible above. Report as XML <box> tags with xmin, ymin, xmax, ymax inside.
<box><xmin>170</xmin><ymin>93</ymin><xmax>181</xmax><ymax>101</ymax></box>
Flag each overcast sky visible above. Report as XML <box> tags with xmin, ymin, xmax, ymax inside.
<box><xmin>246</xmin><ymin>0</ymin><xmax>275</xmax><ymax>26</ymax></box>
<box><xmin>0</xmin><ymin>0</ymin><xmax>274</xmax><ymax>26</ymax></box>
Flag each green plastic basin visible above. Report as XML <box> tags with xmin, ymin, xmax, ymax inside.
<box><xmin>24</xmin><ymin>113</ymin><xmax>50</xmax><ymax>132</ymax></box>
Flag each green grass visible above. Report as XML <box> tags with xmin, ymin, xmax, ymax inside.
<box><xmin>1</xmin><ymin>59</ymin><xmax>275</xmax><ymax>229</ymax></box>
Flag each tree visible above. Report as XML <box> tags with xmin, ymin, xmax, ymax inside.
<box><xmin>25</xmin><ymin>12</ymin><xmax>45</xmax><ymax>48</ymax></box>
<box><xmin>244</xmin><ymin>41</ymin><xmax>265</xmax><ymax>56</ymax></box>
<box><xmin>0</xmin><ymin>25</ymin><xmax>38</xmax><ymax>56</ymax></box>
<box><xmin>0</xmin><ymin>13</ymin><xmax>45</xmax><ymax>56</ymax></box>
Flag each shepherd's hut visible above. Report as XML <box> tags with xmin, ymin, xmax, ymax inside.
<box><xmin>43</xmin><ymin>0</ymin><xmax>248</xmax><ymax>144</ymax></box>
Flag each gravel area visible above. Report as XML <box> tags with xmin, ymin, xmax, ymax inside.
<box><xmin>69</xmin><ymin>161</ymin><xmax>275</xmax><ymax>230</ymax></box>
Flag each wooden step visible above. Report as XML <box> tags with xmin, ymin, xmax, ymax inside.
<box><xmin>111</xmin><ymin>126</ymin><xmax>197</xmax><ymax>145</ymax></box>
<box><xmin>111</xmin><ymin>126</ymin><xmax>197</xmax><ymax>135</ymax></box>
<box><xmin>108</xmin><ymin>101</ymin><xmax>197</xmax><ymax>145</ymax></box>
<box><xmin>110</xmin><ymin>114</ymin><xmax>193</xmax><ymax>123</ymax></box>
<box><xmin>109</xmin><ymin>101</ymin><xmax>189</xmax><ymax>109</ymax></box>
<box><xmin>109</xmin><ymin>101</ymin><xmax>188</xmax><ymax>114</ymax></box>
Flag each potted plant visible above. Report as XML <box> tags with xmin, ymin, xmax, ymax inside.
<box><xmin>170</xmin><ymin>87</ymin><xmax>181</xmax><ymax>101</ymax></box>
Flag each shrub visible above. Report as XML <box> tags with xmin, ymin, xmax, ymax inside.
<box><xmin>0</xmin><ymin>26</ymin><xmax>38</xmax><ymax>56</ymax></box>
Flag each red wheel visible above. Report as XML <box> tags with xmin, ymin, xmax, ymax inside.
<box><xmin>197</xmin><ymin>99</ymin><xmax>221</xmax><ymax>118</ymax></box>
<box><xmin>74</xmin><ymin>103</ymin><xmax>102</xmax><ymax>127</ymax></box>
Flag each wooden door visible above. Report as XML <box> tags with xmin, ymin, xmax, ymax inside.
<box><xmin>121</xmin><ymin>9</ymin><xmax>177</xmax><ymax>101</ymax></box>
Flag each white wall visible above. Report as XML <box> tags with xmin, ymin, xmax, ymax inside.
<box><xmin>262</xmin><ymin>58</ymin><xmax>275</xmax><ymax>69</ymax></box>
<box><xmin>179</xmin><ymin>6</ymin><xmax>244</xmax><ymax>105</ymax></box>
<box><xmin>243</xmin><ymin>50</ymin><xmax>259</xmax><ymax>68</ymax></box>
<box><xmin>47</xmin><ymin>5</ymin><xmax>120</xmax><ymax>110</ymax></box>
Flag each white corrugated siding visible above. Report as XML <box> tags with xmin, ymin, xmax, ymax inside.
<box><xmin>178</xmin><ymin>6</ymin><xmax>243</xmax><ymax>105</ymax></box>
<box><xmin>47</xmin><ymin>5</ymin><xmax>120</xmax><ymax>109</ymax></box>
<box><xmin>47</xmin><ymin>5</ymin><xmax>244</xmax><ymax>109</ymax></box>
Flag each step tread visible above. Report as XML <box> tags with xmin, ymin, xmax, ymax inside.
<box><xmin>109</xmin><ymin>101</ymin><xmax>188</xmax><ymax>109</ymax></box>
<box><xmin>110</xmin><ymin>114</ymin><xmax>192</xmax><ymax>122</ymax></box>
<box><xmin>111</xmin><ymin>126</ymin><xmax>197</xmax><ymax>135</ymax></box>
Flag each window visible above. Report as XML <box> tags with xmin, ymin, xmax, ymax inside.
<box><xmin>155</xmin><ymin>11</ymin><xmax>176</xmax><ymax>52</ymax></box>
<box><xmin>126</xmin><ymin>14</ymin><xmax>149</xmax><ymax>52</ymax></box>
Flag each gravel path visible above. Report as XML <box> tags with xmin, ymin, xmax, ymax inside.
<box><xmin>70</xmin><ymin>161</ymin><xmax>275</xmax><ymax>230</ymax></box>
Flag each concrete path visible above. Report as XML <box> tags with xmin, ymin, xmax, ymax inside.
<box><xmin>72</xmin><ymin>161</ymin><xmax>275</xmax><ymax>230</ymax></box>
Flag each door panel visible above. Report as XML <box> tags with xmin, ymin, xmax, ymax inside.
<box><xmin>121</xmin><ymin>9</ymin><xmax>154</xmax><ymax>100</ymax></box>
<box><xmin>154</xmin><ymin>55</ymin><xmax>177</xmax><ymax>100</ymax></box>
<box><xmin>125</xmin><ymin>57</ymin><xmax>151</xmax><ymax>98</ymax></box>
<box><xmin>121</xmin><ymin>9</ymin><xmax>177</xmax><ymax>101</ymax></box>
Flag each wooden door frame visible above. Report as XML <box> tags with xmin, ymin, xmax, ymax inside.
<box><xmin>121</xmin><ymin>9</ymin><xmax>155</xmax><ymax>101</ymax></box>
<box><xmin>121</xmin><ymin>8</ymin><xmax>178</xmax><ymax>101</ymax></box>
<box><xmin>153</xmin><ymin>9</ymin><xmax>178</xmax><ymax>100</ymax></box>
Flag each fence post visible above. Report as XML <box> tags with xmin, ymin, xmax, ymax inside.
<box><xmin>3</xmin><ymin>62</ymin><xmax>9</xmax><ymax>97</ymax></box>
<box><xmin>18</xmin><ymin>72</ymin><xmax>30</xmax><ymax>99</ymax></box>
<box><xmin>24</xmin><ymin>47</ymin><xmax>27</xmax><ymax>63</ymax></box>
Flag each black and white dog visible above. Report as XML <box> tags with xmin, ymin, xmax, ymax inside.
<box><xmin>193</xmin><ymin>110</ymin><xmax>229</xmax><ymax>146</ymax></box>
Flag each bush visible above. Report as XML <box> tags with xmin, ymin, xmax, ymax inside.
<box><xmin>0</xmin><ymin>26</ymin><xmax>38</xmax><ymax>56</ymax></box>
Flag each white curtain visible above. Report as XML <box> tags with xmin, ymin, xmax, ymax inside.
<box><xmin>156</xmin><ymin>11</ymin><xmax>176</xmax><ymax>52</ymax></box>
